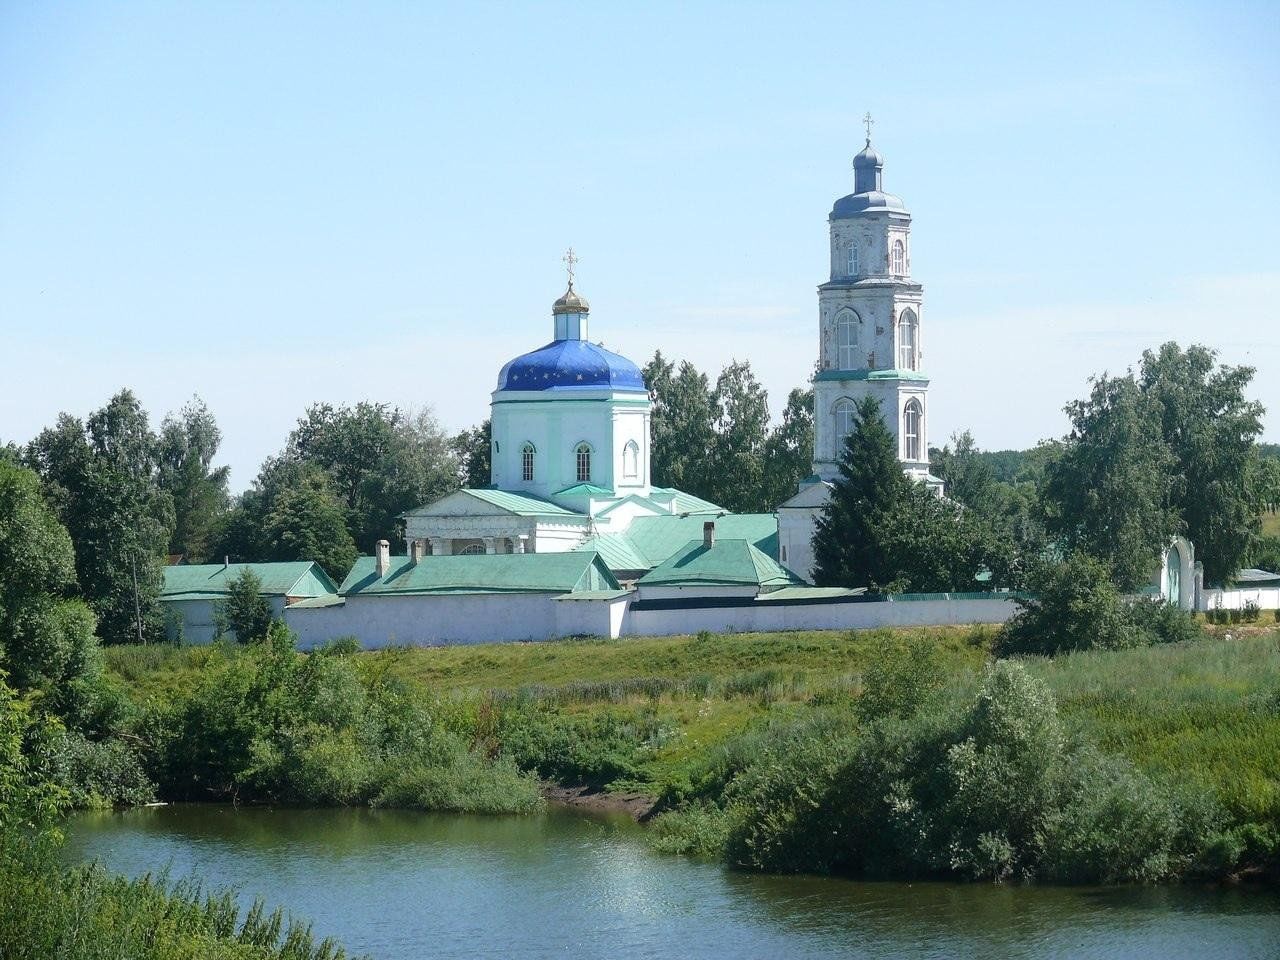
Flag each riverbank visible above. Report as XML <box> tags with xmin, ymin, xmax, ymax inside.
<box><xmin>99</xmin><ymin>625</ymin><xmax>1280</xmax><ymax>884</ymax></box>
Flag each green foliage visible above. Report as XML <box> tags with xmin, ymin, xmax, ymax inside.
<box><xmin>151</xmin><ymin>624</ymin><xmax>541</xmax><ymax>812</ymax></box>
<box><xmin>855</xmin><ymin>633</ymin><xmax>945</xmax><ymax>723</ymax></box>
<box><xmin>259</xmin><ymin>468</ymin><xmax>359</xmax><ymax>582</ymax></box>
<box><xmin>931</xmin><ymin>430</ymin><xmax>998</xmax><ymax>514</ymax></box>
<box><xmin>220</xmin><ymin>568</ymin><xmax>275</xmax><ymax>643</ymax></box>
<box><xmin>1139</xmin><ymin>343</ymin><xmax>1265</xmax><ymax>586</ymax></box>
<box><xmin>0</xmin><ymin>460</ymin><xmax>105</xmax><ymax>728</ymax></box>
<box><xmin>813</xmin><ymin>398</ymin><xmax>1011</xmax><ymax>591</ymax></box>
<box><xmin>759</xmin><ymin>387</ymin><xmax>814</xmax><ymax>511</ymax></box>
<box><xmin>450</xmin><ymin>418</ymin><xmax>492</xmax><ymax>488</ymax></box>
<box><xmin>997</xmin><ymin>553</ymin><xmax>1205</xmax><ymax>657</ymax></box>
<box><xmin>720</xmin><ymin>661</ymin><xmax>1220</xmax><ymax>883</ymax></box>
<box><xmin>1041</xmin><ymin>374</ymin><xmax>1180</xmax><ymax>590</ymax></box>
<box><xmin>706</xmin><ymin>360</ymin><xmax>772</xmax><ymax>512</ymax></box>
<box><xmin>24</xmin><ymin>392</ymin><xmax>173</xmax><ymax>644</ymax></box>
<box><xmin>644</xmin><ymin>351</ymin><xmax>717</xmax><ymax>497</ymax></box>
<box><xmin>285</xmin><ymin>402</ymin><xmax>458</xmax><ymax>553</ymax></box>
<box><xmin>156</xmin><ymin>396</ymin><xmax>230</xmax><ymax>562</ymax></box>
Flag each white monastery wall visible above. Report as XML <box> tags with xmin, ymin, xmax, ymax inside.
<box><xmin>619</xmin><ymin>595</ymin><xmax>1019</xmax><ymax>638</ymax></box>
<box><xmin>286</xmin><ymin>593</ymin><xmax>564</xmax><ymax>649</ymax></box>
<box><xmin>1198</xmin><ymin>587</ymin><xmax>1280</xmax><ymax>612</ymax></box>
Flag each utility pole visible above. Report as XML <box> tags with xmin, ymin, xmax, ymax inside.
<box><xmin>131</xmin><ymin>551</ymin><xmax>145</xmax><ymax>645</ymax></box>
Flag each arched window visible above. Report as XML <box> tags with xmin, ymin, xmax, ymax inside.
<box><xmin>575</xmin><ymin>442</ymin><xmax>592</xmax><ymax>483</ymax></box>
<box><xmin>891</xmin><ymin>239</ymin><xmax>906</xmax><ymax>276</ymax></box>
<box><xmin>836</xmin><ymin>310</ymin><xmax>859</xmax><ymax>370</ymax></box>
<box><xmin>521</xmin><ymin>443</ymin><xmax>536</xmax><ymax>482</ymax></box>
<box><xmin>898</xmin><ymin>309</ymin><xmax>918</xmax><ymax>370</ymax></box>
<box><xmin>846</xmin><ymin>243</ymin><xmax>859</xmax><ymax>277</ymax></box>
<box><xmin>833</xmin><ymin>398</ymin><xmax>856</xmax><ymax>452</ymax></box>
<box><xmin>623</xmin><ymin>440</ymin><xmax>639</xmax><ymax>479</ymax></box>
<box><xmin>902</xmin><ymin>399</ymin><xmax>923</xmax><ymax>461</ymax></box>
<box><xmin>459</xmin><ymin>542</ymin><xmax>486</xmax><ymax>556</ymax></box>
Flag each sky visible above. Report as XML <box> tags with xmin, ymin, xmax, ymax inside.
<box><xmin>2</xmin><ymin>1</ymin><xmax>1278</xmax><ymax>491</ymax></box>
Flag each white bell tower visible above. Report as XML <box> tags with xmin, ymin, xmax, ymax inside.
<box><xmin>812</xmin><ymin>116</ymin><xmax>930</xmax><ymax>481</ymax></box>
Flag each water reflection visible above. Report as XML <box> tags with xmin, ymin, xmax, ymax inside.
<box><xmin>64</xmin><ymin>806</ymin><xmax>1280</xmax><ymax>960</ymax></box>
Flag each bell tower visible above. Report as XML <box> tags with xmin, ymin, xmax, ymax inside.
<box><xmin>812</xmin><ymin>119</ymin><xmax>930</xmax><ymax>481</ymax></box>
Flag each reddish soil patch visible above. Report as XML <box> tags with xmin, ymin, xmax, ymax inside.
<box><xmin>542</xmin><ymin>783</ymin><xmax>658</xmax><ymax>821</ymax></box>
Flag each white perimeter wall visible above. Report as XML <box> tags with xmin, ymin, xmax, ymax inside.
<box><xmin>283</xmin><ymin>592</ymin><xmax>1020</xmax><ymax>648</ymax></box>
<box><xmin>285</xmin><ymin>592</ymin><xmax>629</xmax><ymax>649</ymax></box>
<box><xmin>164</xmin><ymin>596</ymin><xmax>289</xmax><ymax>645</ymax></box>
<box><xmin>620</xmin><ymin>596</ymin><xmax>1019</xmax><ymax>637</ymax></box>
<box><xmin>1199</xmin><ymin>587</ymin><xmax>1280</xmax><ymax>612</ymax></box>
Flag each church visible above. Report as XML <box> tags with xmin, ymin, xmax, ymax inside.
<box><xmin>403</xmin><ymin>126</ymin><xmax>932</xmax><ymax>584</ymax></box>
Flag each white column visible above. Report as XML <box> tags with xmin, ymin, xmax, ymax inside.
<box><xmin>430</xmin><ymin>538</ymin><xmax>449</xmax><ymax>556</ymax></box>
<box><xmin>483</xmin><ymin>537</ymin><xmax>497</xmax><ymax>555</ymax></box>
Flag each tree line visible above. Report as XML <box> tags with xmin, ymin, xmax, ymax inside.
<box><xmin>812</xmin><ymin>342</ymin><xmax>1274</xmax><ymax>604</ymax></box>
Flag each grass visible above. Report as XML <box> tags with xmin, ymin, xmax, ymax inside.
<box><xmin>102</xmin><ymin>627</ymin><xmax>1280</xmax><ymax>833</ymax></box>
<box><xmin>1262</xmin><ymin>510</ymin><xmax>1280</xmax><ymax>539</ymax></box>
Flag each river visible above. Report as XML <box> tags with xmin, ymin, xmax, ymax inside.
<box><xmin>64</xmin><ymin>805</ymin><xmax>1280</xmax><ymax>960</ymax></box>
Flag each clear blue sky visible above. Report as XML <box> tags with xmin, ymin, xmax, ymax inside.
<box><xmin>2</xmin><ymin>1</ymin><xmax>1277</xmax><ymax>490</ymax></box>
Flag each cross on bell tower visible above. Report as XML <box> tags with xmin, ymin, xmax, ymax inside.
<box><xmin>562</xmin><ymin>247</ymin><xmax>579</xmax><ymax>288</ymax></box>
<box><xmin>862</xmin><ymin>111</ymin><xmax>874</xmax><ymax>145</ymax></box>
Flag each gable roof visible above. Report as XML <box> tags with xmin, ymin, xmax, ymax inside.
<box><xmin>339</xmin><ymin>551</ymin><xmax>619</xmax><ymax>596</ymax></box>
<box><xmin>1233</xmin><ymin>568</ymin><xmax>1280</xmax><ymax>586</ymax></box>
<box><xmin>553</xmin><ymin>483</ymin><xmax>613</xmax><ymax>497</ymax></box>
<box><xmin>403</xmin><ymin>488</ymin><xmax>584</xmax><ymax>520</ymax></box>
<box><xmin>575</xmin><ymin>512</ymin><xmax>779</xmax><ymax>575</ymax></box>
<box><xmin>161</xmin><ymin>562</ymin><xmax>339</xmax><ymax>599</ymax></box>
<box><xmin>638</xmin><ymin>539</ymin><xmax>805</xmax><ymax>589</ymax></box>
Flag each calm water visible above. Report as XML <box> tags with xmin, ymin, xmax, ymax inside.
<box><xmin>64</xmin><ymin>805</ymin><xmax>1280</xmax><ymax>960</ymax></box>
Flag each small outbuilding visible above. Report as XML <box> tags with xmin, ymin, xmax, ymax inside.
<box><xmin>160</xmin><ymin>561</ymin><xmax>340</xmax><ymax>644</ymax></box>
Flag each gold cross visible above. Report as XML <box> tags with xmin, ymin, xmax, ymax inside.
<box><xmin>862</xmin><ymin>111</ymin><xmax>874</xmax><ymax>144</ymax></box>
<box><xmin>562</xmin><ymin>247</ymin><xmax>579</xmax><ymax>287</ymax></box>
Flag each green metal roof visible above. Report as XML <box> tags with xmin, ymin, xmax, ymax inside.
<box><xmin>575</xmin><ymin>532</ymin><xmax>650</xmax><ymax>572</ymax></box>
<box><xmin>161</xmin><ymin>562</ymin><xmax>339</xmax><ymax>599</ymax></box>
<box><xmin>404</xmin><ymin>488</ymin><xmax>583</xmax><ymax>519</ymax></box>
<box><xmin>339</xmin><ymin>551</ymin><xmax>620</xmax><ymax>596</ymax></box>
<box><xmin>756</xmin><ymin>586</ymin><xmax>867</xmax><ymax>602</ymax></box>
<box><xmin>553</xmin><ymin>483</ymin><xmax>613</xmax><ymax>497</ymax></box>
<box><xmin>1233</xmin><ymin>568</ymin><xmax>1280</xmax><ymax>586</ymax></box>
<box><xmin>638</xmin><ymin>539</ymin><xmax>805</xmax><ymax>588</ymax></box>
<box><xmin>577</xmin><ymin>511</ymin><xmax>780</xmax><ymax>574</ymax></box>
<box><xmin>287</xmin><ymin>594</ymin><xmax>346</xmax><ymax>609</ymax></box>
<box><xmin>551</xmin><ymin>589</ymin><xmax>632</xmax><ymax>601</ymax></box>
<box><xmin>649</xmin><ymin>487</ymin><xmax>726</xmax><ymax>514</ymax></box>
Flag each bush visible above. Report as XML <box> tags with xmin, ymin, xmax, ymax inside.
<box><xmin>998</xmin><ymin>554</ymin><xmax>1206</xmax><ymax>657</ymax></box>
<box><xmin>217</xmin><ymin>568</ymin><xmax>275</xmax><ymax>643</ymax></box>
<box><xmin>1243</xmin><ymin>601</ymin><xmax>1261</xmax><ymax>623</ymax></box>
<box><xmin>44</xmin><ymin>730</ymin><xmax>154</xmax><ymax>808</ymax></box>
<box><xmin>856</xmin><ymin>633</ymin><xmax>945</xmax><ymax>723</ymax></box>
<box><xmin>715</xmin><ymin>661</ymin><xmax>1222</xmax><ymax>883</ymax></box>
<box><xmin>650</xmin><ymin>801</ymin><xmax>733</xmax><ymax>857</ymax></box>
<box><xmin>997</xmin><ymin>554</ymin><xmax>1139</xmax><ymax>656</ymax></box>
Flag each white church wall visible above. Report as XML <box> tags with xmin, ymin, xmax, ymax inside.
<box><xmin>619</xmin><ymin>594</ymin><xmax>1020</xmax><ymax>638</ymax></box>
<box><xmin>777</xmin><ymin>504</ymin><xmax>821</xmax><ymax>581</ymax></box>
<box><xmin>1198</xmin><ymin>587</ymin><xmax>1280</xmax><ymax>612</ymax></box>
<box><xmin>552</xmin><ymin>595</ymin><xmax>630</xmax><ymax>638</ymax></box>
<box><xmin>285</xmin><ymin>593</ymin><xmax>566</xmax><ymax>649</ymax></box>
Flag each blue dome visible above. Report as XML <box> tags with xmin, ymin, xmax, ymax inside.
<box><xmin>496</xmin><ymin>339</ymin><xmax>648</xmax><ymax>393</ymax></box>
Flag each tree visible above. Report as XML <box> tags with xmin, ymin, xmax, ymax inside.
<box><xmin>811</xmin><ymin>397</ymin><xmax>910</xmax><ymax>589</ymax></box>
<box><xmin>219</xmin><ymin>568</ymin><xmax>274</xmax><ymax>643</ymax></box>
<box><xmin>157</xmin><ymin>396</ymin><xmax>230</xmax><ymax>562</ymax></box>
<box><xmin>1138</xmin><ymin>343</ymin><xmax>1265</xmax><ymax>585</ymax></box>
<box><xmin>812</xmin><ymin>398</ymin><xmax>1008</xmax><ymax>592</ymax></box>
<box><xmin>760</xmin><ymin>387</ymin><xmax>814</xmax><ymax>509</ymax></box>
<box><xmin>931</xmin><ymin>431</ymin><xmax>997</xmax><ymax>515</ymax></box>
<box><xmin>707</xmin><ymin>361</ymin><xmax>772</xmax><ymax>512</ymax></box>
<box><xmin>261</xmin><ymin>470</ymin><xmax>358</xmax><ymax>582</ymax></box>
<box><xmin>644</xmin><ymin>352</ymin><xmax>717</xmax><ymax>498</ymax></box>
<box><xmin>0</xmin><ymin>460</ymin><xmax>102</xmax><ymax>726</ymax></box>
<box><xmin>25</xmin><ymin>392</ymin><xmax>173</xmax><ymax>645</ymax></box>
<box><xmin>284</xmin><ymin>402</ymin><xmax>458</xmax><ymax>552</ymax></box>
<box><xmin>1040</xmin><ymin>374</ymin><xmax>1180</xmax><ymax>590</ymax></box>
<box><xmin>452</xmin><ymin>419</ymin><xmax>492</xmax><ymax>488</ymax></box>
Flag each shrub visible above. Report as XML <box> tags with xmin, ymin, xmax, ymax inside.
<box><xmin>997</xmin><ymin>554</ymin><xmax>1138</xmax><ymax>656</ymax></box>
<box><xmin>856</xmin><ymin>633</ymin><xmax>945</xmax><ymax>722</ymax></box>
<box><xmin>649</xmin><ymin>801</ymin><xmax>733</xmax><ymax>857</ymax></box>
<box><xmin>44</xmin><ymin>730</ymin><xmax>154</xmax><ymax>809</ymax></box>
<box><xmin>1243</xmin><ymin>601</ymin><xmax>1261</xmax><ymax>623</ymax></box>
<box><xmin>217</xmin><ymin>568</ymin><xmax>274</xmax><ymax>643</ymax></box>
<box><xmin>1127</xmin><ymin>598</ymin><xmax>1206</xmax><ymax>645</ymax></box>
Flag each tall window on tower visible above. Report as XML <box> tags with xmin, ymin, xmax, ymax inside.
<box><xmin>521</xmin><ymin>443</ymin><xmax>536</xmax><ymax>482</ymax></box>
<box><xmin>836</xmin><ymin>310</ymin><xmax>859</xmax><ymax>369</ymax></box>
<box><xmin>898</xmin><ymin>309</ymin><xmax>918</xmax><ymax>370</ymax></box>
<box><xmin>891</xmin><ymin>239</ymin><xmax>906</xmax><ymax>276</ymax></box>
<box><xmin>846</xmin><ymin>243</ymin><xmax>859</xmax><ymax>278</ymax></box>
<box><xmin>834</xmin><ymin>398</ymin><xmax>856</xmax><ymax>452</ymax></box>
<box><xmin>903</xmin><ymin>399</ymin><xmax>923</xmax><ymax>461</ymax></box>
<box><xmin>623</xmin><ymin>440</ymin><xmax>639</xmax><ymax>479</ymax></box>
<box><xmin>575</xmin><ymin>443</ymin><xmax>592</xmax><ymax>483</ymax></box>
